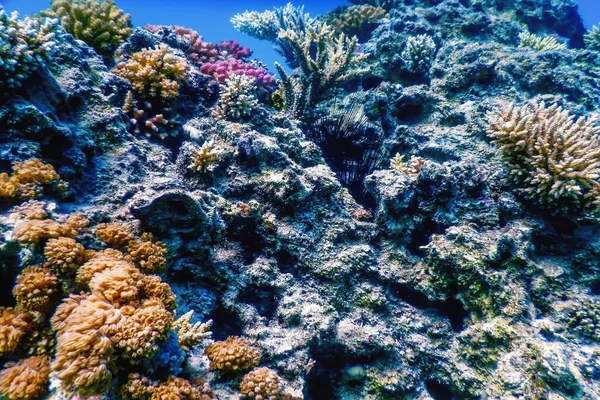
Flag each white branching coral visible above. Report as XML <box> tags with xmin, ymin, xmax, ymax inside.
<box><xmin>172</xmin><ymin>311</ymin><xmax>212</xmax><ymax>351</ymax></box>
<box><xmin>401</xmin><ymin>34</ymin><xmax>436</xmax><ymax>74</ymax></box>
<box><xmin>584</xmin><ymin>25</ymin><xmax>600</xmax><ymax>52</ymax></box>
<box><xmin>518</xmin><ymin>31</ymin><xmax>566</xmax><ymax>52</ymax></box>
<box><xmin>190</xmin><ymin>141</ymin><xmax>221</xmax><ymax>173</ymax></box>
<box><xmin>0</xmin><ymin>8</ymin><xmax>60</xmax><ymax>89</ymax></box>
<box><xmin>215</xmin><ymin>74</ymin><xmax>259</xmax><ymax>120</ymax></box>
<box><xmin>231</xmin><ymin>3</ymin><xmax>312</xmax><ymax>42</ymax></box>
<box><xmin>487</xmin><ymin>101</ymin><xmax>600</xmax><ymax>215</ymax></box>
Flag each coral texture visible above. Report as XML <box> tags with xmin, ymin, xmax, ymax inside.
<box><xmin>240</xmin><ymin>367</ymin><xmax>286</xmax><ymax>400</ymax></box>
<box><xmin>13</xmin><ymin>267</ymin><xmax>59</xmax><ymax>313</ymax></box>
<box><xmin>205</xmin><ymin>336</ymin><xmax>260</xmax><ymax>372</ymax></box>
<box><xmin>0</xmin><ymin>356</ymin><xmax>50</xmax><ymax>400</ymax></box>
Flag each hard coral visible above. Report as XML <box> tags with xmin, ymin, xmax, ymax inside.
<box><xmin>41</xmin><ymin>0</ymin><xmax>132</xmax><ymax>59</ymax></box>
<box><xmin>172</xmin><ymin>311</ymin><xmax>212</xmax><ymax>351</ymax></box>
<box><xmin>205</xmin><ymin>336</ymin><xmax>260</xmax><ymax>373</ymax></box>
<box><xmin>0</xmin><ymin>159</ymin><xmax>62</xmax><ymax>201</ymax></box>
<box><xmin>488</xmin><ymin>101</ymin><xmax>600</xmax><ymax>215</ymax></box>
<box><xmin>200</xmin><ymin>58</ymin><xmax>276</xmax><ymax>90</ymax></box>
<box><xmin>518</xmin><ymin>31</ymin><xmax>567</xmax><ymax>52</ymax></box>
<box><xmin>327</xmin><ymin>5</ymin><xmax>387</xmax><ymax>37</ymax></box>
<box><xmin>240</xmin><ymin>367</ymin><xmax>286</xmax><ymax>400</ymax></box>
<box><xmin>112</xmin><ymin>44</ymin><xmax>190</xmax><ymax>100</ymax></box>
<box><xmin>13</xmin><ymin>267</ymin><xmax>59</xmax><ymax>313</ymax></box>
<box><xmin>122</xmin><ymin>374</ymin><xmax>216</xmax><ymax>400</ymax></box>
<box><xmin>0</xmin><ymin>9</ymin><xmax>59</xmax><ymax>90</ymax></box>
<box><xmin>0</xmin><ymin>307</ymin><xmax>31</xmax><ymax>357</ymax></box>
<box><xmin>213</xmin><ymin>74</ymin><xmax>259</xmax><ymax>120</ymax></box>
<box><xmin>14</xmin><ymin>213</ymin><xmax>89</xmax><ymax>243</ymax></box>
<box><xmin>95</xmin><ymin>222</ymin><xmax>134</xmax><ymax>248</ymax></box>
<box><xmin>44</xmin><ymin>237</ymin><xmax>87</xmax><ymax>277</ymax></box>
<box><xmin>0</xmin><ymin>356</ymin><xmax>50</xmax><ymax>400</ymax></box>
<box><xmin>126</xmin><ymin>233</ymin><xmax>168</xmax><ymax>274</ymax></box>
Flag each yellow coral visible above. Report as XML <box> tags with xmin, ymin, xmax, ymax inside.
<box><xmin>205</xmin><ymin>336</ymin><xmax>260</xmax><ymax>372</ymax></box>
<box><xmin>0</xmin><ymin>356</ymin><xmax>50</xmax><ymax>400</ymax></box>
<box><xmin>13</xmin><ymin>267</ymin><xmax>59</xmax><ymax>313</ymax></box>
<box><xmin>75</xmin><ymin>249</ymin><xmax>129</xmax><ymax>285</ymax></box>
<box><xmin>14</xmin><ymin>213</ymin><xmax>89</xmax><ymax>243</ymax></box>
<box><xmin>95</xmin><ymin>222</ymin><xmax>134</xmax><ymax>248</ymax></box>
<box><xmin>88</xmin><ymin>263</ymin><xmax>144</xmax><ymax>306</ymax></box>
<box><xmin>127</xmin><ymin>233</ymin><xmax>167</xmax><ymax>273</ymax></box>
<box><xmin>122</xmin><ymin>374</ymin><xmax>216</xmax><ymax>400</ymax></box>
<box><xmin>112</xmin><ymin>45</ymin><xmax>190</xmax><ymax>100</ymax></box>
<box><xmin>44</xmin><ymin>237</ymin><xmax>87</xmax><ymax>277</ymax></box>
<box><xmin>112</xmin><ymin>298</ymin><xmax>173</xmax><ymax>362</ymax></box>
<box><xmin>0</xmin><ymin>308</ymin><xmax>31</xmax><ymax>356</ymax></box>
<box><xmin>140</xmin><ymin>275</ymin><xmax>177</xmax><ymax>311</ymax></box>
<box><xmin>172</xmin><ymin>311</ymin><xmax>211</xmax><ymax>351</ymax></box>
<box><xmin>41</xmin><ymin>0</ymin><xmax>132</xmax><ymax>59</ymax></box>
<box><xmin>0</xmin><ymin>159</ymin><xmax>62</xmax><ymax>201</ymax></box>
<box><xmin>0</xmin><ymin>173</ymin><xmax>19</xmax><ymax>199</ymax></box>
<box><xmin>240</xmin><ymin>367</ymin><xmax>287</xmax><ymax>400</ymax></box>
<box><xmin>10</xmin><ymin>201</ymin><xmax>48</xmax><ymax>220</ymax></box>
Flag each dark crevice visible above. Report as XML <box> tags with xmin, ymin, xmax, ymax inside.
<box><xmin>208</xmin><ymin>303</ymin><xmax>243</xmax><ymax>341</ymax></box>
<box><xmin>237</xmin><ymin>285</ymin><xmax>279</xmax><ymax>320</ymax></box>
<box><xmin>406</xmin><ymin>218</ymin><xmax>447</xmax><ymax>256</ymax></box>
<box><xmin>425</xmin><ymin>379</ymin><xmax>456</xmax><ymax>400</ymax></box>
<box><xmin>304</xmin><ymin>343</ymin><xmax>347</xmax><ymax>400</ymax></box>
<box><xmin>390</xmin><ymin>283</ymin><xmax>468</xmax><ymax>332</ymax></box>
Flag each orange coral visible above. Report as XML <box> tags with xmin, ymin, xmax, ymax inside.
<box><xmin>240</xmin><ymin>367</ymin><xmax>287</xmax><ymax>400</ymax></box>
<box><xmin>0</xmin><ymin>173</ymin><xmax>19</xmax><ymax>199</ymax></box>
<box><xmin>205</xmin><ymin>336</ymin><xmax>260</xmax><ymax>372</ymax></box>
<box><xmin>88</xmin><ymin>263</ymin><xmax>144</xmax><ymax>306</ymax></box>
<box><xmin>44</xmin><ymin>237</ymin><xmax>87</xmax><ymax>277</ymax></box>
<box><xmin>13</xmin><ymin>267</ymin><xmax>59</xmax><ymax>313</ymax></box>
<box><xmin>76</xmin><ymin>250</ymin><xmax>130</xmax><ymax>285</ymax></box>
<box><xmin>127</xmin><ymin>233</ymin><xmax>167</xmax><ymax>273</ymax></box>
<box><xmin>122</xmin><ymin>374</ymin><xmax>216</xmax><ymax>400</ymax></box>
<box><xmin>0</xmin><ymin>356</ymin><xmax>50</xmax><ymax>400</ymax></box>
<box><xmin>0</xmin><ymin>159</ymin><xmax>62</xmax><ymax>201</ymax></box>
<box><xmin>14</xmin><ymin>213</ymin><xmax>89</xmax><ymax>243</ymax></box>
<box><xmin>0</xmin><ymin>307</ymin><xmax>31</xmax><ymax>356</ymax></box>
<box><xmin>140</xmin><ymin>275</ymin><xmax>177</xmax><ymax>311</ymax></box>
<box><xmin>10</xmin><ymin>201</ymin><xmax>48</xmax><ymax>220</ymax></box>
<box><xmin>95</xmin><ymin>223</ymin><xmax>134</xmax><ymax>248</ymax></box>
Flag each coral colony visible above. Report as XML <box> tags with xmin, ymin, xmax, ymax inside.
<box><xmin>2</xmin><ymin>0</ymin><xmax>600</xmax><ymax>399</ymax></box>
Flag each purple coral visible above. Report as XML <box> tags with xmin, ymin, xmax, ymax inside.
<box><xmin>144</xmin><ymin>25</ymin><xmax>219</xmax><ymax>65</ymax></box>
<box><xmin>199</xmin><ymin>58</ymin><xmax>276</xmax><ymax>91</ymax></box>
<box><xmin>218</xmin><ymin>40</ymin><xmax>252</xmax><ymax>60</ymax></box>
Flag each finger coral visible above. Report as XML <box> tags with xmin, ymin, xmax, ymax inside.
<box><xmin>518</xmin><ymin>31</ymin><xmax>566</xmax><ymax>51</ymax></box>
<box><xmin>240</xmin><ymin>367</ymin><xmax>286</xmax><ymax>400</ymax></box>
<box><xmin>487</xmin><ymin>101</ymin><xmax>600</xmax><ymax>215</ymax></box>
<box><xmin>95</xmin><ymin>222</ymin><xmax>134</xmax><ymax>248</ymax></box>
<box><xmin>41</xmin><ymin>0</ymin><xmax>132</xmax><ymax>60</ymax></box>
<box><xmin>0</xmin><ymin>356</ymin><xmax>50</xmax><ymax>400</ymax></box>
<box><xmin>44</xmin><ymin>237</ymin><xmax>87</xmax><ymax>277</ymax></box>
<box><xmin>213</xmin><ymin>74</ymin><xmax>259</xmax><ymax>120</ymax></box>
<box><xmin>112</xmin><ymin>44</ymin><xmax>190</xmax><ymax>100</ymax></box>
<box><xmin>0</xmin><ymin>9</ymin><xmax>60</xmax><ymax>90</ymax></box>
<box><xmin>0</xmin><ymin>307</ymin><xmax>31</xmax><ymax>357</ymax></box>
<box><xmin>13</xmin><ymin>267</ymin><xmax>59</xmax><ymax>313</ymax></box>
<box><xmin>126</xmin><ymin>233</ymin><xmax>167</xmax><ymax>273</ymax></box>
<box><xmin>401</xmin><ymin>34</ymin><xmax>436</xmax><ymax>74</ymax></box>
<box><xmin>205</xmin><ymin>336</ymin><xmax>260</xmax><ymax>372</ymax></box>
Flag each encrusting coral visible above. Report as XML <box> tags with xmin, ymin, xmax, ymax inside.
<box><xmin>0</xmin><ymin>356</ymin><xmax>50</xmax><ymax>400</ymax></box>
<box><xmin>205</xmin><ymin>336</ymin><xmax>261</xmax><ymax>373</ymax></box>
<box><xmin>40</xmin><ymin>0</ymin><xmax>132</xmax><ymax>60</ymax></box>
<box><xmin>487</xmin><ymin>101</ymin><xmax>600</xmax><ymax>215</ymax></box>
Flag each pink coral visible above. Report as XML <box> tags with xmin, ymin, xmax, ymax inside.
<box><xmin>218</xmin><ymin>40</ymin><xmax>251</xmax><ymax>60</ymax></box>
<box><xmin>200</xmin><ymin>59</ymin><xmax>276</xmax><ymax>90</ymax></box>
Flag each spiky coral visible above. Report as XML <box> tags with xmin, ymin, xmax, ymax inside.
<box><xmin>584</xmin><ymin>25</ymin><xmax>600</xmax><ymax>51</ymax></box>
<box><xmin>172</xmin><ymin>311</ymin><xmax>212</xmax><ymax>351</ymax></box>
<box><xmin>112</xmin><ymin>44</ymin><xmax>190</xmax><ymax>100</ymax></box>
<box><xmin>205</xmin><ymin>336</ymin><xmax>260</xmax><ymax>373</ymax></box>
<box><xmin>275</xmin><ymin>21</ymin><xmax>369</xmax><ymax>118</ymax></box>
<box><xmin>401</xmin><ymin>34</ymin><xmax>436</xmax><ymax>74</ymax></box>
<box><xmin>0</xmin><ymin>8</ymin><xmax>60</xmax><ymax>90</ymax></box>
<box><xmin>487</xmin><ymin>101</ymin><xmax>600</xmax><ymax>215</ymax></box>
<box><xmin>214</xmin><ymin>75</ymin><xmax>259</xmax><ymax>120</ymax></box>
<box><xmin>41</xmin><ymin>0</ymin><xmax>132</xmax><ymax>59</ymax></box>
<box><xmin>327</xmin><ymin>5</ymin><xmax>387</xmax><ymax>37</ymax></box>
<box><xmin>0</xmin><ymin>356</ymin><xmax>50</xmax><ymax>400</ymax></box>
<box><xmin>518</xmin><ymin>31</ymin><xmax>566</xmax><ymax>52</ymax></box>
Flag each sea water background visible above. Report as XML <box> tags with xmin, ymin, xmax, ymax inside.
<box><xmin>1</xmin><ymin>0</ymin><xmax>599</xmax><ymax>72</ymax></box>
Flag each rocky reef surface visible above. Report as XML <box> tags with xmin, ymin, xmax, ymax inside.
<box><xmin>2</xmin><ymin>0</ymin><xmax>600</xmax><ymax>399</ymax></box>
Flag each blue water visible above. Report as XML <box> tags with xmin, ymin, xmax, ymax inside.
<box><xmin>2</xmin><ymin>0</ymin><xmax>600</xmax><ymax>71</ymax></box>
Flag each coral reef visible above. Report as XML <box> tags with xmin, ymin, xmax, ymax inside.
<box><xmin>519</xmin><ymin>31</ymin><xmax>567</xmax><ymax>51</ymax></box>
<box><xmin>40</xmin><ymin>0</ymin><xmax>132</xmax><ymax>60</ymax></box>
<box><xmin>327</xmin><ymin>5</ymin><xmax>387</xmax><ymax>38</ymax></box>
<box><xmin>205</xmin><ymin>336</ymin><xmax>261</xmax><ymax>373</ymax></box>
<box><xmin>0</xmin><ymin>356</ymin><xmax>50</xmax><ymax>400</ymax></box>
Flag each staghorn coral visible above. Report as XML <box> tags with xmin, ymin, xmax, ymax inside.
<box><xmin>401</xmin><ymin>34</ymin><xmax>436</xmax><ymax>74</ymax></box>
<box><xmin>14</xmin><ymin>213</ymin><xmax>89</xmax><ymax>243</ymax></box>
<box><xmin>13</xmin><ymin>267</ymin><xmax>59</xmax><ymax>313</ymax></box>
<box><xmin>0</xmin><ymin>308</ymin><xmax>31</xmax><ymax>357</ymax></box>
<box><xmin>231</xmin><ymin>10</ymin><xmax>281</xmax><ymax>42</ymax></box>
<box><xmin>390</xmin><ymin>154</ymin><xmax>426</xmax><ymax>175</ymax></box>
<box><xmin>112</xmin><ymin>44</ymin><xmax>190</xmax><ymax>100</ymax></box>
<box><xmin>44</xmin><ymin>237</ymin><xmax>87</xmax><ymax>277</ymax></box>
<box><xmin>172</xmin><ymin>311</ymin><xmax>212</xmax><ymax>351</ymax></box>
<box><xmin>487</xmin><ymin>101</ymin><xmax>600</xmax><ymax>215</ymax></box>
<box><xmin>275</xmin><ymin>21</ymin><xmax>369</xmax><ymax>118</ymax></box>
<box><xmin>205</xmin><ymin>336</ymin><xmax>260</xmax><ymax>373</ymax></box>
<box><xmin>41</xmin><ymin>0</ymin><xmax>132</xmax><ymax>59</ymax></box>
<box><xmin>0</xmin><ymin>356</ymin><xmax>50</xmax><ymax>400</ymax></box>
<box><xmin>0</xmin><ymin>8</ymin><xmax>60</xmax><ymax>90</ymax></box>
<box><xmin>240</xmin><ymin>367</ymin><xmax>286</xmax><ymax>400</ymax></box>
<box><xmin>126</xmin><ymin>233</ymin><xmax>168</xmax><ymax>274</ymax></box>
<box><xmin>584</xmin><ymin>25</ymin><xmax>600</xmax><ymax>51</ymax></box>
<box><xmin>214</xmin><ymin>74</ymin><xmax>259</xmax><ymax>120</ymax></box>
<box><xmin>95</xmin><ymin>222</ymin><xmax>134</xmax><ymax>248</ymax></box>
<box><xmin>518</xmin><ymin>31</ymin><xmax>567</xmax><ymax>51</ymax></box>
<box><xmin>190</xmin><ymin>141</ymin><xmax>221</xmax><ymax>173</ymax></box>
<box><xmin>327</xmin><ymin>5</ymin><xmax>387</xmax><ymax>37</ymax></box>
